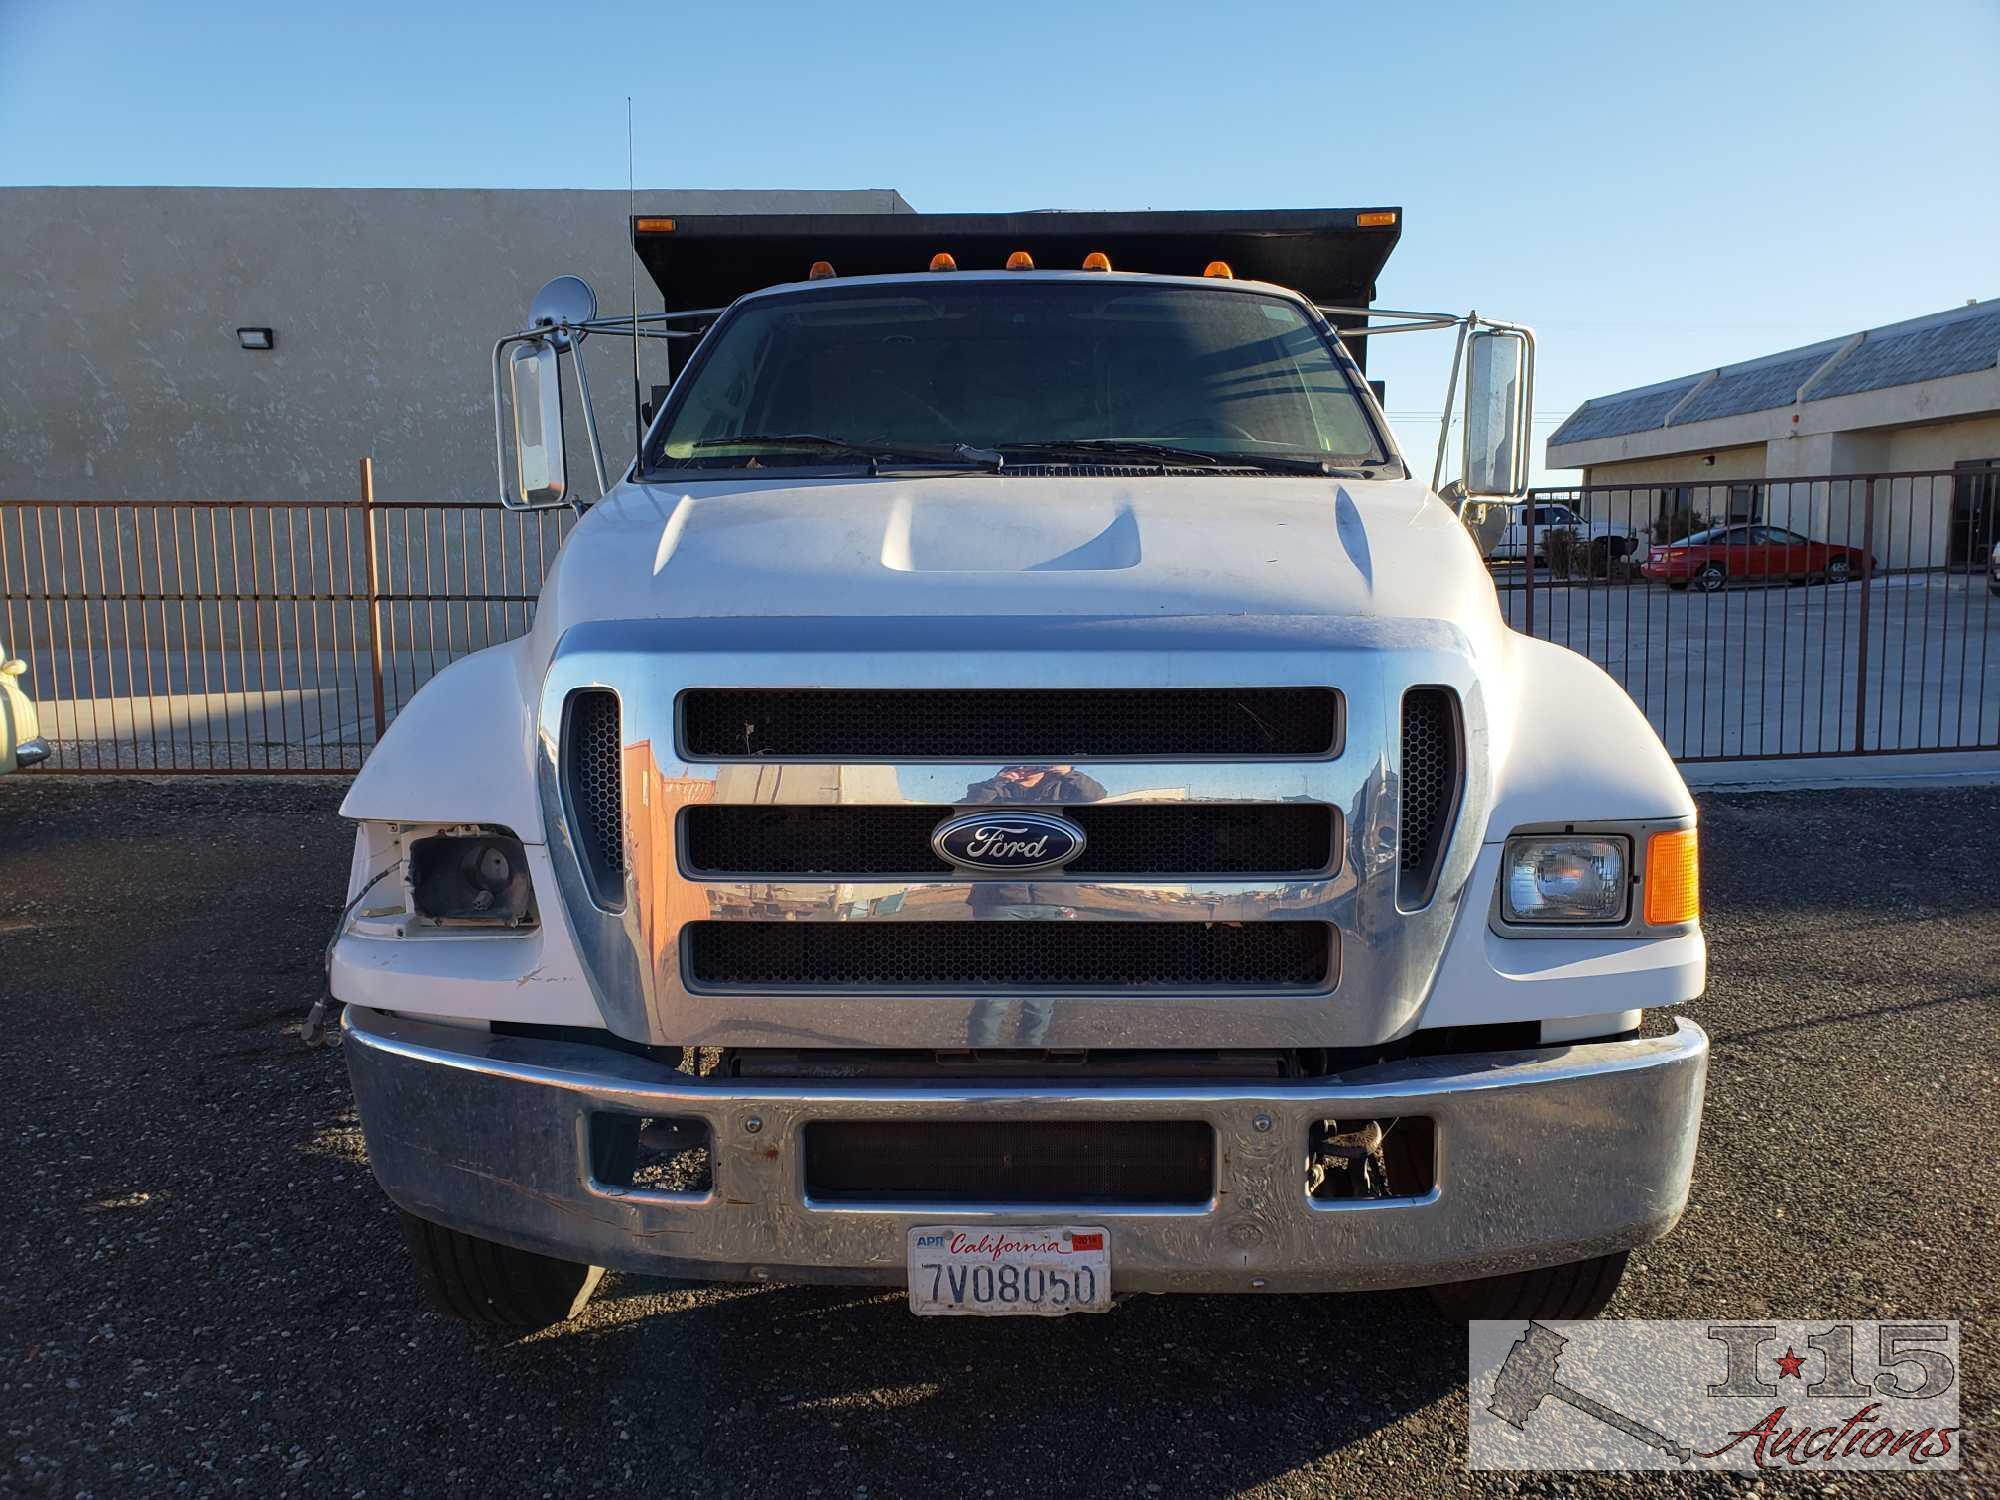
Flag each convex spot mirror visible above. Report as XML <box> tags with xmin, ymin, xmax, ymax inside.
<box><xmin>1463</xmin><ymin>329</ymin><xmax>1533</xmax><ymax>498</ymax></box>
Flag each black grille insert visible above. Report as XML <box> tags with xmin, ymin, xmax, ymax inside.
<box><xmin>679</xmin><ymin>688</ymin><xmax>1340</xmax><ymax>760</ymax></box>
<box><xmin>684</xmin><ymin>920</ymin><xmax>1334</xmax><ymax>990</ymax></box>
<box><xmin>804</xmin><ymin>1120</ymin><xmax>1215</xmax><ymax>1205</ymax></box>
<box><xmin>564</xmin><ymin>689</ymin><xmax>625</xmax><ymax>908</ymax></box>
<box><xmin>681</xmin><ymin>803</ymin><xmax>1337</xmax><ymax>877</ymax></box>
<box><xmin>1398</xmin><ymin>688</ymin><xmax>1461</xmax><ymax>907</ymax></box>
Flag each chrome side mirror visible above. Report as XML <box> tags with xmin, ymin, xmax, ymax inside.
<box><xmin>1462</xmin><ymin>328</ymin><xmax>1533</xmax><ymax>498</ymax></box>
<box><xmin>506</xmin><ymin>340</ymin><xmax>568</xmax><ymax>509</ymax></box>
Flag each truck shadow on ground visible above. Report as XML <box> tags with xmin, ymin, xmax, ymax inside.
<box><xmin>501</xmin><ymin>1273</ymin><xmax>1471</xmax><ymax>1495</ymax></box>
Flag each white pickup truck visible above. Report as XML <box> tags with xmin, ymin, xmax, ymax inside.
<box><xmin>331</xmin><ymin>210</ymin><xmax>1706</xmax><ymax>1330</ymax></box>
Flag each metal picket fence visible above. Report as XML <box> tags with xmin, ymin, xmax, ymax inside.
<box><xmin>4</xmin><ymin>462</ymin><xmax>1996</xmax><ymax>773</ymax></box>
<box><xmin>0</xmin><ymin>461</ymin><xmax>573</xmax><ymax>772</ymax></box>
<box><xmin>1502</xmin><ymin>465</ymin><xmax>1999</xmax><ymax>760</ymax></box>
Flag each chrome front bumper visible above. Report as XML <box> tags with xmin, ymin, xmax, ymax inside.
<box><xmin>344</xmin><ymin>1006</ymin><xmax>1707</xmax><ymax>1295</ymax></box>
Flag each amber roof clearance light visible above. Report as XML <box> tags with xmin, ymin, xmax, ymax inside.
<box><xmin>1081</xmin><ymin>251</ymin><xmax>1112</xmax><ymax>272</ymax></box>
<box><xmin>1005</xmin><ymin>250</ymin><xmax>1035</xmax><ymax>270</ymax></box>
<box><xmin>807</xmin><ymin>260</ymin><xmax>837</xmax><ymax>280</ymax></box>
<box><xmin>1202</xmin><ymin>260</ymin><xmax>1234</xmax><ymax>279</ymax></box>
<box><xmin>929</xmin><ymin>252</ymin><xmax>958</xmax><ymax>271</ymax></box>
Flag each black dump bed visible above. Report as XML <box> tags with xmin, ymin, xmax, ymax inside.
<box><xmin>631</xmin><ymin>208</ymin><xmax>1402</xmax><ymax>354</ymax></box>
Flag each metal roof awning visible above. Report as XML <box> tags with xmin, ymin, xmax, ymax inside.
<box><xmin>631</xmin><ymin>208</ymin><xmax>1403</xmax><ymax>315</ymax></box>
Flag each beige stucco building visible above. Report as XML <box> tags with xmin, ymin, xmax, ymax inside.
<box><xmin>1546</xmin><ymin>300</ymin><xmax>2000</xmax><ymax>568</ymax></box>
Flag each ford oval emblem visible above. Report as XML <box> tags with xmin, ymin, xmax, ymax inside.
<box><xmin>931</xmin><ymin>810</ymin><xmax>1086</xmax><ymax>873</ymax></box>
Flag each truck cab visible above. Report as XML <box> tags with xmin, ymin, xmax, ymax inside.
<box><xmin>332</xmin><ymin>210</ymin><xmax>1707</xmax><ymax>1328</ymax></box>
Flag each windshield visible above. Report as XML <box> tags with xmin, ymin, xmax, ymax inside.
<box><xmin>644</xmin><ymin>279</ymin><xmax>1395</xmax><ymax>473</ymax></box>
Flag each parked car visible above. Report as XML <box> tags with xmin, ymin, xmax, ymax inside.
<box><xmin>1</xmin><ymin>648</ymin><xmax>49</xmax><ymax>773</ymax></box>
<box><xmin>1642</xmin><ymin>524</ymin><xmax>1872</xmax><ymax>591</ymax></box>
<box><xmin>1463</xmin><ymin>499</ymin><xmax>1641</xmax><ymax>565</ymax></box>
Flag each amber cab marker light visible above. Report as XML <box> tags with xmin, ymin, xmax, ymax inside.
<box><xmin>1356</xmin><ymin>211</ymin><xmax>1398</xmax><ymax>228</ymax></box>
<box><xmin>807</xmin><ymin>260</ymin><xmax>836</xmax><ymax>280</ymax></box>
<box><xmin>929</xmin><ymin>252</ymin><xmax>958</xmax><ymax>271</ymax></box>
<box><xmin>634</xmin><ymin>216</ymin><xmax>677</xmax><ymax>233</ymax></box>
<box><xmin>1005</xmin><ymin>250</ymin><xmax>1035</xmax><ymax>270</ymax></box>
<box><xmin>1202</xmin><ymin>260</ymin><xmax>1234</xmax><ymax>279</ymax></box>
<box><xmin>1081</xmin><ymin>251</ymin><xmax>1112</xmax><ymax>272</ymax></box>
<box><xmin>1643</xmin><ymin>829</ymin><xmax>1701</xmax><ymax>926</ymax></box>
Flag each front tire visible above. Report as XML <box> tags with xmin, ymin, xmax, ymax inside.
<box><xmin>1427</xmin><ymin>1250</ymin><xmax>1631</xmax><ymax>1322</ymax></box>
<box><xmin>399</xmin><ymin>1210</ymin><xmax>606</xmax><ymax>1327</ymax></box>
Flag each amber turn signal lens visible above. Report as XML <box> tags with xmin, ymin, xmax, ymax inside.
<box><xmin>929</xmin><ymin>252</ymin><xmax>957</xmax><ymax>271</ymax></box>
<box><xmin>1202</xmin><ymin>260</ymin><xmax>1234</xmax><ymax>279</ymax></box>
<box><xmin>1081</xmin><ymin>251</ymin><xmax>1112</xmax><ymax>272</ymax></box>
<box><xmin>807</xmin><ymin>260</ymin><xmax>836</xmax><ymax>280</ymax></box>
<box><xmin>1643</xmin><ymin>829</ymin><xmax>1700</xmax><ymax>926</ymax></box>
<box><xmin>1356</xmin><ymin>211</ymin><xmax>1398</xmax><ymax>228</ymax></box>
<box><xmin>633</xmin><ymin>216</ymin><xmax>677</xmax><ymax>233</ymax></box>
<box><xmin>1005</xmin><ymin>250</ymin><xmax>1034</xmax><ymax>270</ymax></box>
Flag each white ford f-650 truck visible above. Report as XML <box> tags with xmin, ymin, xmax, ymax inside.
<box><xmin>331</xmin><ymin>210</ymin><xmax>1707</xmax><ymax>1328</ymax></box>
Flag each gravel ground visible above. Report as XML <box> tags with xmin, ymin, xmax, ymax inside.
<box><xmin>1</xmin><ymin>778</ymin><xmax>1993</xmax><ymax>1497</ymax></box>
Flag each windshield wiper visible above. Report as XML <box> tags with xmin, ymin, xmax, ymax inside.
<box><xmin>686</xmin><ymin>434</ymin><xmax>1003</xmax><ymax>471</ymax></box>
<box><xmin>995</xmin><ymin>440</ymin><xmax>1374</xmax><ymax>476</ymax></box>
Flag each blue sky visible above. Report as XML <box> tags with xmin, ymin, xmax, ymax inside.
<box><xmin>4</xmin><ymin>0</ymin><xmax>1995</xmax><ymax>480</ymax></box>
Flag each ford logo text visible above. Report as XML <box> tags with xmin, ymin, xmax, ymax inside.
<box><xmin>931</xmin><ymin>810</ymin><xmax>1086</xmax><ymax>873</ymax></box>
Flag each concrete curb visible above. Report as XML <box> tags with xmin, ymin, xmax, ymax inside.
<box><xmin>1681</xmin><ymin>750</ymin><xmax>2000</xmax><ymax>792</ymax></box>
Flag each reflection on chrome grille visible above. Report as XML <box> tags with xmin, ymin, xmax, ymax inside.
<box><xmin>564</xmin><ymin>689</ymin><xmax>625</xmax><ymax>907</ymax></box>
<box><xmin>804</xmin><ymin>1120</ymin><xmax>1215</xmax><ymax>1205</ymax></box>
<box><xmin>678</xmin><ymin>688</ymin><xmax>1341</xmax><ymax>760</ymax></box>
<box><xmin>1398</xmin><ymin>687</ymin><xmax>1461</xmax><ymax>907</ymax></box>
<box><xmin>681</xmin><ymin>803</ymin><xmax>1337</xmax><ymax>877</ymax></box>
<box><xmin>684</xmin><ymin>920</ymin><xmax>1334</xmax><ymax>989</ymax></box>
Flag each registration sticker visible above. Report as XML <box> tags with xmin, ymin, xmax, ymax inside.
<box><xmin>906</xmin><ymin>1225</ymin><xmax>1112</xmax><ymax>1316</ymax></box>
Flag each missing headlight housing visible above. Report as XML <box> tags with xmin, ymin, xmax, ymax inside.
<box><xmin>409</xmin><ymin>830</ymin><xmax>537</xmax><ymax>927</ymax></box>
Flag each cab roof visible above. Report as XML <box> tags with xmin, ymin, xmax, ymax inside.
<box><xmin>632</xmin><ymin>208</ymin><xmax>1401</xmax><ymax>314</ymax></box>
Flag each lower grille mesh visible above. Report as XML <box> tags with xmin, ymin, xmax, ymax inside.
<box><xmin>804</xmin><ymin>1120</ymin><xmax>1215</xmax><ymax>1205</ymax></box>
<box><xmin>679</xmin><ymin>687</ymin><xmax>1340</xmax><ymax>760</ymax></box>
<box><xmin>684</xmin><ymin>920</ymin><xmax>1333</xmax><ymax>989</ymax></box>
<box><xmin>681</xmin><ymin>803</ymin><xmax>1336</xmax><ymax>877</ymax></box>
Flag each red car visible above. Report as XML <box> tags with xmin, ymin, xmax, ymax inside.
<box><xmin>1641</xmin><ymin>524</ymin><xmax>1873</xmax><ymax>591</ymax></box>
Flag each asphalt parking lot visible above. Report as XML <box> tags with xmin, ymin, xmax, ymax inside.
<box><xmin>2</xmin><ymin>778</ymin><xmax>1994</xmax><ymax>1496</ymax></box>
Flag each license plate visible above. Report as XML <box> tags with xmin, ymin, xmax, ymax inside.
<box><xmin>906</xmin><ymin>1225</ymin><xmax>1112</xmax><ymax>1316</ymax></box>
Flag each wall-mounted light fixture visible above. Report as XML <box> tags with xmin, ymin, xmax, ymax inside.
<box><xmin>236</xmin><ymin>327</ymin><xmax>274</xmax><ymax>351</ymax></box>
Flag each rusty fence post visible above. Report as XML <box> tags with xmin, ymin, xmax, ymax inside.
<box><xmin>1522</xmin><ymin>500</ymin><xmax>1537</xmax><ymax>639</ymax></box>
<box><xmin>1851</xmin><ymin>474</ymin><xmax>1876</xmax><ymax>754</ymax></box>
<box><xmin>359</xmin><ymin>457</ymin><xmax>387</xmax><ymax>746</ymax></box>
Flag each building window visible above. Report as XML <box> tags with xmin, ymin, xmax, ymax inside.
<box><xmin>1726</xmin><ymin>483</ymin><xmax>1763</xmax><ymax>524</ymax></box>
<box><xmin>1950</xmin><ymin>458</ymin><xmax>1999</xmax><ymax>568</ymax></box>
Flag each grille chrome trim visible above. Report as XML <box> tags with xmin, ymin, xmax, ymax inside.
<box><xmin>535</xmin><ymin>614</ymin><xmax>1493</xmax><ymax>1052</ymax></box>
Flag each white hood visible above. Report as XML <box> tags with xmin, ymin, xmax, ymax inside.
<box><xmin>533</xmin><ymin>474</ymin><xmax>1505</xmax><ymax>643</ymax></box>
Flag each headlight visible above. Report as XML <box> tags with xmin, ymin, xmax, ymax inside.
<box><xmin>1502</xmin><ymin>836</ymin><xmax>1628</xmax><ymax>924</ymax></box>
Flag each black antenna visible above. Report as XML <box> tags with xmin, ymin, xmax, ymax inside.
<box><xmin>628</xmin><ymin>96</ymin><xmax>642</xmax><ymax>471</ymax></box>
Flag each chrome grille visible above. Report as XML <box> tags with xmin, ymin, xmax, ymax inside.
<box><xmin>678</xmin><ymin>688</ymin><xmax>1341</xmax><ymax>761</ymax></box>
<box><xmin>681</xmin><ymin>803</ymin><xmax>1337</xmax><ymax>878</ymax></box>
<box><xmin>563</xmin><ymin>689</ymin><xmax>625</xmax><ymax>907</ymax></box>
<box><xmin>684</xmin><ymin>920</ymin><xmax>1335</xmax><ymax>990</ymax></box>
<box><xmin>1398</xmin><ymin>688</ymin><xmax>1461</xmax><ymax>907</ymax></box>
